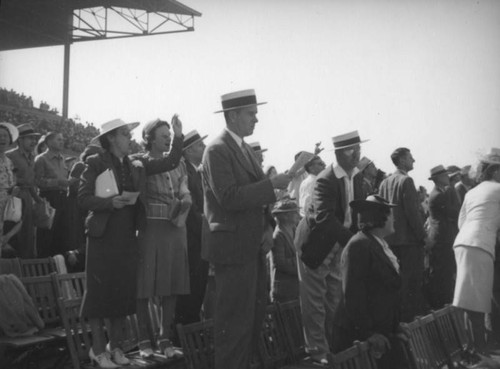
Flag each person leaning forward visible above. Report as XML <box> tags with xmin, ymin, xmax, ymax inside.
<box><xmin>201</xmin><ymin>89</ymin><xmax>291</xmax><ymax>369</ymax></box>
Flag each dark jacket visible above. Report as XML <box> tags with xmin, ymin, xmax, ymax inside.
<box><xmin>427</xmin><ymin>185</ymin><xmax>460</xmax><ymax>247</ymax></box>
<box><xmin>78</xmin><ymin>135</ymin><xmax>183</xmax><ymax>238</ymax></box>
<box><xmin>300</xmin><ymin>164</ymin><xmax>363</xmax><ymax>269</ymax></box>
<box><xmin>334</xmin><ymin>231</ymin><xmax>401</xmax><ymax>343</ymax></box>
<box><xmin>378</xmin><ymin>169</ymin><xmax>426</xmax><ymax>246</ymax></box>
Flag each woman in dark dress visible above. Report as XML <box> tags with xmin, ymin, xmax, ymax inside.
<box><xmin>333</xmin><ymin>195</ymin><xmax>408</xmax><ymax>369</ymax></box>
<box><xmin>78</xmin><ymin>117</ymin><xmax>183</xmax><ymax>368</ymax></box>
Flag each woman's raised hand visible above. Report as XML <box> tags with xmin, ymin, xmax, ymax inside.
<box><xmin>171</xmin><ymin>114</ymin><xmax>183</xmax><ymax>137</ymax></box>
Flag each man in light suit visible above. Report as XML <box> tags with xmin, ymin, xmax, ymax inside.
<box><xmin>175</xmin><ymin>130</ymin><xmax>209</xmax><ymax>329</ymax></box>
<box><xmin>201</xmin><ymin>89</ymin><xmax>291</xmax><ymax>369</ymax></box>
<box><xmin>296</xmin><ymin>131</ymin><xmax>366</xmax><ymax>365</ymax></box>
<box><xmin>379</xmin><ymin>147</ymin><xmax>427</xmax><ymax>322</ymax></box>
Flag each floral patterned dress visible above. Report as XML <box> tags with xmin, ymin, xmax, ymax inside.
<box><xmin>0</xmin><ymin>154</ymin><xmax>16</xmax><ymax>236</ymax></box>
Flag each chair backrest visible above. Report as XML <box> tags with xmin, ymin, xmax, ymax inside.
<box><xmin>401</xmin><ymin>314</ymin><xmax>449</xmax><ymax>369</ymax></box>
<box><xmin>0</xmin><ymin>257</ymin><xmax>22</xmax><ymax>276</ymax></box>
<box><xmin>20</xmin><ymin>258</ymin><xmax>57</xmax><ymax>277</ymax></box>
<box><xmin>21</xmin><ymin>274</ymin><xmax>60</xmax><ymax>327</ymax></box>
<box><xmin>176</xmin><ymin>319</ymin><xmax>215</xmax><ymax>369</ymax></box>
<box><xmin>51</xmin><ymin>272</ymin><xmax>86</xmax><ymax>301</ymax></box>
<box><xmin>257</xmin><ymin>303</ymin><xmax>289</xmax><ymax>369</ymax></box>
<box><xmin>277</xmin><ymin>299</ymin><xmax>306</xmax><ymax>362</ymax></box>
<box><xmin>331</xmin><ymin>341</ymin><xmax>378</xmax><ymax>369</ymax></box>
<box><xmin>57</xmin><ymin>297</ymin><xmax>92</xmax><ymax>369</ymax></box>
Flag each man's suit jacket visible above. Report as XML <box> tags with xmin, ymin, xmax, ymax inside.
<box><xmin>78</xmin><ymin>135</ymin><xmax>183</xmax><ymax>238</ymax></box>
<box><xmin>201</xmin><ymin>130</ymin><xmax>276</xmax><ymax>265</ymax></box>
<box><xmin>334</xmin><ymin>231</ymin><xmax>401</xmax><ymax>343</ymax></box>
<box><xmin>185</xmin><ymin>160</ymin><xmax>204</xmax><ymax>239</ymax></box>
<box><xmin>300</xmin><ymin>164</ymin><xmax>363</xmax><ymax>269</ymax></box>
<box><xmin>455</xmin><ymin>181</ymin><xmax>469</xmax><ymax>205</ymax></box>
<box><xmin>378</xmin><ymin>169</ymin><xmax>426</xmax><ymax>246</ymax></box>
<box><xmin>427</xmin><ymin>185</ymin><xmax>460</xmax><ymax>247</ymax></box>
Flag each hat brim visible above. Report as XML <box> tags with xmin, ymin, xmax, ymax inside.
<box><xmin>256</xmin><ymin>148</ymin><xmax>268</xmax><ymax>153</ymax></box>
<box><xmin>333</xmin><ymin>139</ymin><xmax>369</xmax><ymax>151</ymax></box>
<box><xmin>428</xmin><ymin>170</ymin><xmax>450</xmax><ymax>180</ymax></box>
<box><xmin>0</xmin><ymin>122</ymin><xmax>19</xmax><ymax>143</ymax></box>
<box><xmin>480</xmin><ymin>157</ymin><xmax>500</xmax><ymax>165</ymax></box>
<box><xmin>272</xmin><ymin>208</ymin><xmax>300</xmax><ymax>214</ymax></box>
<box><xmin>214</xmin><ymin>102</ymin><xmax>267</xmax><ymax>114</ymax></box>
<box><xmin>93</xmin><ymin>122</ymin><xmax>140</xmax><ymax>140</ymax></box>
<box><xmin>183</xmin><ymin>134</ymin><xmax>208</xmax><ymax>151</ymax></box>
<box><xmin>350</xmin><ymin>198</ymin><xmax>397</xmax><ymax>211</ymax></box>
<box><xmin>19</xmin><ymin>132</ymin><xmax>42</xmax><ymax>138</ymax></box>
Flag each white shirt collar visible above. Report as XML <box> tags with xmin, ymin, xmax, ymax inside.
<box><xmin>225</xmin><ymin>127</ymin><xmax>243</xmax><ymax>147</ymax></box>
<box><xmin>333</xmin><ymin>164</ymin><xmax>359</xmax><ymax>179</ymax></box>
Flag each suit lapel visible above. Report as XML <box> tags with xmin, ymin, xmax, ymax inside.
<box><xmin>222</xmin><ymin>131</ymin><xmax>260</xmax><ymax>179</ymax></box>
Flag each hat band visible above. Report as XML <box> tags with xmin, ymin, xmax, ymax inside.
<box><xmin>334</xmin><ymin>136</ymin><xmax>360</xmax><ymax>149</ymax></box>
<box><xmin>19</xmin><ymin>129</ymin><xmax>37</xmax><ymax>136</ymax></box>
<box><xmin>252</xmin><ymin>145</ymin><xmax>262</xmax><ymax>151</ymax></box>
<box><xmin>183</xmin><ymin>134</ymin><xmax>202</xmax><ymax>149</ymax></box>
<box><xmin>431</xmin><ymin>169</ymin><xmax>447</xmax><ymax>177</ymax></box>
<box><xmin>222</xmin><ymin>95</ymin><xmax>257</xmax><ymax>111</ymax></box>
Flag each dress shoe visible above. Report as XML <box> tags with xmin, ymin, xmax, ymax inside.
<box><xmin>89</xmin><ymin>348</ymin><xmax>119</xmax><ymax>368</ymax></box>
<box><xmin>105</xmin><ymin>343</ymin><xmax>131</xmax><ymax>365</ymax></box>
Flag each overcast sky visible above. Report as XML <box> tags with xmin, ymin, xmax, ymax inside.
<box><xmin>1</xmin><ymin>0</ymin><xmax>499</xmax><ymax>189</ymax></box>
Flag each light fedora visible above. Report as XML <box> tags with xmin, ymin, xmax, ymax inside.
<box><xmin>428</xmin><ymin>165</ymin><xmax>449</xmax><ymax>180</ymax></box>
<box><xmin>94</xmin><ymin>118</ymin><xmax>139</xmax><ymax>139</ymax></box>
<box><xmin>357</xmin><ymin>156</ymin><xmax>373</xmax><ymax>172</ymax></box>
<box><xmin>481</xmin><ymin>147</ymin><xmax>500</xmax><ymax>165</ymax></box>
<box><xmin>350</xmin><ymin>194</ymin><xmax>396</xmax><ymax>212</ymax></box>
<box><xmin>0</xmin><ymin>122</ymin><xmax>19</xmax><ymax>143</ymax></box>
<box><xmin>332</xmin><ymin>130</ymin><xmax>368</xmax><ymax>150</ymax></box>
<box><xmin>17</xmin><ymin>123</ymin><xmax>41</xmax><ymax>139</ymax></box>
<box><xmin>272</xmin><ymin>199</ymin><xmax>299</xmax><ymax>214</ymax></box>
<box><xmin>183</xmin><ymin>130</ymin><xmax>208</xmax><ymax>151</ymax></box>
<box><xmin>249</xmin><ymin>141</ymin><xmax>268</xmax><ymax>153</ymax></box>
<box><xmin>214</xmin><ymin>89</ymin><xmax>267</xmax><ymax>113</ymax></box>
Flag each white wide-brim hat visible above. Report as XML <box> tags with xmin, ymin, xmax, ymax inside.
<box><xmin>94</xmin><ymin>118</ymin><xmax>140</xmax><ymax>140</ymax></box>
<box><xmin>0</xmin><ymin>122</ymin><xmax>19</xmax><ymax>143</ymax></box>
<box><xmin>481</xmin><ymin>147</ymin><xmax>500</xmax><ymax>165</ymax></box>
<box><xmin>215</xmin><ymin>89</ymin><xmax>267</xmax><ymax>113</ymax></box>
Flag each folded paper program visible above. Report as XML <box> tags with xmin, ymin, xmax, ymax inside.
<box><xmin>95</xmin><ymin>169</ymin><xmax>119</xmax><ymax>198</ymax></box>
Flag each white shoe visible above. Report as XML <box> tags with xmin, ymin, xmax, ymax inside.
<box><xmin>106</xmin><ymin>343</ymin><xmax>131</xmax><ymax>365</ymax></box>
<box><xmin>89</xmin><ymin>348</ymin><xmax>119</xmax><ymax>368</ymax></box>
<box><xmin>139</xmin><ymin>348</ymin><xmax>154</xmax><ymax>359</ymax></box>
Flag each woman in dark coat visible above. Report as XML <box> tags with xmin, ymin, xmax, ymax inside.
<box><xmin>78</xmin><ymin>117</ymin><xmax>183</xmax><ymax>368</ymax></box>
<box><xmin>333</xmin><ymin>195</ymin><xmax>407</xmax><ymax>369</ymax></box>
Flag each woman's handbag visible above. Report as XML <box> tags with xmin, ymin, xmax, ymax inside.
<box><xmin>3</xmin><ymin>196</ymin><xmax>22</xmax><ymax>223</ymax></box>
<box><xmin>33</xmin><ymin>199</ymin><xmax>56</xmax><ymax>229</ymax></box>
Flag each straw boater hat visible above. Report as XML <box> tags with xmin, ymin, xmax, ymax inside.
<box><xmin>249</xmin><ymin>141</ymin><xmax>268</xmax><ymax>154</ymax></box>
<box><xmin>94</xmin><ymin>118</ymin><xmax>140</xmax><ymax>139</ymax></box>
<box><xmin>17</xmin><ymin>123</ymin><xmax>42</xmax><ymax>139</ymax></box>
<box><xmin>428</xmin><ymin>165</ymin><xmax>449</xmax><ymax>180</ymax></box>
<box><xmin>332</xmin><ymin>130</ymin><xmax>368</xmax><ymax>151</ymax></box>
<box><xmin>271</xmin><ymin>199</ymin><xmax>300</xmax><ymax>214</ymax></box>
<box><xmin>350</xmin><ymin>194</ymin><xmax>396</xmax><ymax>213</ymax></box>
<box><xmin>183</xmin><ymin>130</ymin><xmax>208</xmax><ymax>151</ymax></box>
<box><xmin>0</xmin><ymin>122</ymin><xmax>19</xmax><ymax>143</ymax></box>
<box><xmin>357</xmin><ymin>156</ymin><xmax>373</xmax><ymax>172</ymax></box>
<box><xmin>481</xmin><ymin>147</ymin><xmax>500</xmax><ymax>165</ymax></box>
<box><xmin>214</xmin><ymin>89</ymin><xmax>267</xmax><ymax>113</ymax></box>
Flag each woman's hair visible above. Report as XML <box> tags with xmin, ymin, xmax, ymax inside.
<box><xmin>357</xmin><ymin>207</ymin><xmax>391</xmax><ymax>231</ymax></box>
<box><xmin>142</xmin><ymin>121</ymin><xmax>170</xmax><ymax>151</ymax></box>
<box><xmin>0</xmin><ymin>126</ymin><xmax>12</xmax><ymax>145</ymax></box>
<box><xmin>98</xmin><ymin>129</ymin><xmax>119</xmax><ymax>151</ymax></box>
<box><xmin>477</xmin><ymin>162</ymin><xmax>500</xmax><ymax>183</ymax></box>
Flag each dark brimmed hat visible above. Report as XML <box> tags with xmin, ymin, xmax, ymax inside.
<box><xmin>95</xmin><ymin>118</ymin><xmax>139</xmax><ymax>140</ymax></box>
<box><xmin>249</xmin><ymin>141</ymin><xmax>267</xmax><ymax>153</ymax></box>
<box><xmin>183</xmin><ymin>130</ymin><xmax>207</xmax><ymax>151</ymax></box>
<box><xmin>272</xmin><ymin>199</ymin><xmax>299</xmax><ymax>214</ymax></box>
<box><xmin>17</xmin><ymin>123</ymin><xmax>42</xmax><ymax>139</ymax></box>
<box><xmin>214</xmin><ymin>89</ymin><xmax>267</xmax><ymax>113</ymax></box>
<box><xmin>332</xmin><ymin>130</ymin><xmax>369</xmax><ymax>150</ymax></box>
<box><xmin>428</xmin><ymin>165</ymin><xmax>449</xmax><ymax>180</ymax></box>
<box><xmin>350</xmin><ymin>195</ymin><xmax>396</xmax><ymax>212</ymax></box>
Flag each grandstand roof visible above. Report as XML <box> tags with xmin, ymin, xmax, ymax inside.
<box><xmin>0</xmin><ymin>0</ymin><xmax>202</xmax><ymax>51</ymax></box>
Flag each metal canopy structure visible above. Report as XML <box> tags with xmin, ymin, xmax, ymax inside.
<box><xmin>0</xmin><ymin>0</ymin><xmax>201</xmax><ymax>117</ymax></box>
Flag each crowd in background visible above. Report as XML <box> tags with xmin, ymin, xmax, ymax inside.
<box><xmin>0</xmin><ymin>87</ymin><xmax>499</xmax><ymax>369</ymax></box>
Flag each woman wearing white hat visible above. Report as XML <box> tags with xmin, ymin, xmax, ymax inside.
<box><xmin>78</xmin><ymin>117</ymin><xmax>183</xmax><ymax>368</ymax></box>
<box><xmin>0</xmin><ymin>122</ymin><xmax>20</xmax><ymax>256</ymax></box>
<box><xmin>452</xmin><ymin>148</ymin><xmax>500</xmax><ymax>354</ymax></box>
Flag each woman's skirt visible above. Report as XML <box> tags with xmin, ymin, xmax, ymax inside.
<box><xmin>452</xmin><ymin>245</ymin><xmax>494</xmax><ymax>313</ymax></box>
<box><xmin>80</xmin><ymin>206</ymin><xmax>138</xmax><ymax>318</ymax></box>
<box><xmin>136</xmin><ymin>219</ymin><xmax>190</xmax><ymax>298</ymax></box>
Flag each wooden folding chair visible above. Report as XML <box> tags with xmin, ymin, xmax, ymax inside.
<box><xmin>277</xmin><ymin>299</ymin><xmax>306</xmax><ymax>363</ymax></box>
<box><xmin>330</xmin><ymin>341</ymin><xmax>378</xmax><ymax>369</ymax></box>
<box><xmin>51</xmin><ymin>272</ymin><xmax>86</xmax><ymax>301</ymax></box>
<box><xmin>176</xmin><ymin>319</ymin><xmax>214</xmax><ymax>369</ymax></box>
<box><xmin>257</xmin><ymin>303</ymin><xmax>289</xmax><ymax>369</ymax></box>
<box><xmin>399</xmin><ymin>314</ymin><xmax>449</xmax><ymax>369</ymax></box>
<box><xmin>19</xmin><ymin>257</ymin><xmax>57</xmax><ymax>277</ymax></box>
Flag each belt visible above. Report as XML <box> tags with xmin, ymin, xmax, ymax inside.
<box><xmin>146</xmin><ymin>203</ymin><xmax>172</xmax><ymax>220</ymax></box>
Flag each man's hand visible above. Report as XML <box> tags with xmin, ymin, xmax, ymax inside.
<box><xmin>111</xmin><ymin>195</ymin><xmax>128</xmax><ymax>209</ymax></box>
<box><xmin>367</xmin><ymin>333</ymin><xmax>391</xmax><ymax>357</ymax></box>
<box><xmin>171</xmin><ymin>114</ymin><xmax>183</xmax><ymax>137</ymax></box>
<box><xmin>270</xmin><ymin>173</ymin><xmax>292</xmax><ymax>190</ymax></box>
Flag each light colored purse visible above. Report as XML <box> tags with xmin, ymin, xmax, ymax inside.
<box><xmin>3</xmin><ymin>196</ymin><xmax>22</xmax><ymax>223</ymax></box>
